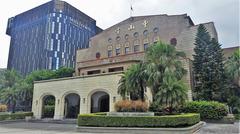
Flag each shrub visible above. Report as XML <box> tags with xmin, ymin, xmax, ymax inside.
<box><xmin>0</xmin><ymin>112</ymin><xmax>33</xmax><ymax>121</ymax></box>
<box><xmin>182</xmin><ymin>101</ymin><xmax>228</xmax><ymax>120</ymax></box>
<box><xmin>0</xmin><ymin>104</ymin><xmax>7</xmax><ymax>112</ymax></box>
<box><xmin>149</xmin><ymin>103</ymin><xmax>182</xmax><ymax>115</ymax></box>
<box><xmin>78</xmin><ymin>113</ymin><xmax>200</xmax><ymax>127</ymax></box>
<box><xmin>234</xmin><ymin>114</ymin><xmax>240</xmax><ymax>120</ymax></box>
<box><xmin>114</xmin><ymin>100</ymin><xmax>148</xmax><ymax>112</ymax></box>
<box><xmin>43</xmin><ymin>105</ymin><xmax>55</xmax><ymax>117</ymax></box>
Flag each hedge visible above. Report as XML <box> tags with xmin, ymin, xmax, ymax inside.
<box><xmin>78</xmin><ymin>113</ymin><xmax>200</xmax><ymax>127</ymax></box>
<box><xmin>182</xmin><ymin>101</ymin><xmax>228</xmax><ymax>120</ymax></box>
<box><xmin>0</xmin><ymin>112</ymin><xmax>33</xmax><ymax>121</ymax></box>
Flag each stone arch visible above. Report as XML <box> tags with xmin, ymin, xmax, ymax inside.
<box><xmin>39</xmin><ymin>93</ymin><xmax>56</xmax><ymax>119</ymax></box>
<box><xmin>87</xmin><ymin>89</ymin><xmax>112</xmax><ymax>113</ymax></box>
<box><xmin>60</xmin><ymin>91</ymin><xmax>81</xmax><ymax>119</ymax></box>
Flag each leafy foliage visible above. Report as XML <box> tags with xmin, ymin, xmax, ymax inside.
<box><xmin>0</xmin><ymin>67</ymin><xmax>74</xmax><ymax>112</ymax></box>
<box><xmin>224</xmin><ymin>49</ymin><xmax>240</xmax><ymax>114</ymax></box>
<box><xmin>225</xmin><ymin>49</ymin><xmax>240</xmax><ymax>80</ymax></box>
<box><xmin>182</xmin><ymin>101</ymin><xmax>228</xmax><ymax>120</ymax></box>
<box><xmin>0</xmin><ymin>112</ymin><xmax>33</xmax><ymax>121</ymax></box>
<box><xmin>118</xmin><ymin>42</ymin><xmax>188</xmax><ymax>113</ymax></box>
<box><xmin>0</xmin><ymin>70</ymin><xmax>22</xmax><ymax>113</ymax></box>
<box><xmin>192</xmin><ymin>24</ymin><xmax>226</xmax><ymax>101</ymax></box>
<box><xmin>78</xmin><ymin>113</ymin><xmax>200</xmax><ymax>127</ymax></box>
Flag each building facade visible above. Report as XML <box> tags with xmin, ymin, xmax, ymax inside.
<box><xmin>7</xmin><ymin>0</ymin><xmax>101</xmax><ymax>75</ymax></box>
<box><xmin>32</xmin><ymin>14</ymin><xmax>219</xmax><ymax>120</ymax></box>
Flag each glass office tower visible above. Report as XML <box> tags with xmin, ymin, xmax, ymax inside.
<box><xmin>6</xmin><ymin>0</ymin><xmax>101</xmax><ymax>75</ymax></box>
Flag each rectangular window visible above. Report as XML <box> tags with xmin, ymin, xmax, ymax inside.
<box><xmin>50</xmin><ymin>39</ymin><xmax>54</xmax><ymax>50</ymax></box>
<box><xmin>51</xmin><ymin>22</ymin><xmax>55</xmax><ymax>33</ymax></box>
<box><xmin>108</xmin><ymin>67</ymin><xmax>124</xmax><ymax>72</ymax></box>
<box><xmin>125</xmin><ymin>47</ymin><xmax>130</xmax><ymax>54</ymax></box>
<box><xmin>144</xmin><ymin>43</ymin><xmax>149</xmax><ymax>50</ymax></box>
<box><xmin>116</xmin><ymin>48</ymin><xmax>121</xmax><ymax>56</ymax></box>
<box><xmin>54</xmin><ymin>51</ymin><xmax>57</xmax><ymax>57</ymax></box>
<box><xmin>48</xmin><ymin>57</ymin><xmax>52</xmax><ymax>69</ymax></box>
<box><xmin>58</xmin><ymin>23</ymin><xmax>61</xmax><ymax>34</ymax></box>
<box><xmin>56</xmin><ymin>58</ymin><xmax>59</xmax><ymax>70</ymax></box>
<box><xmin>108</xmin><ymin>50</ymin><xmax>112</xmax><ymax>57</ymax></box>
<box><xmin>134</xmin><ymin>45</ymin><xmax>140</xmax><ymax>52</ymax></box>
<box><xmin>87</xmin><ymin>70</ymin><xmax>101</xmax><ymax>75</ymax></box>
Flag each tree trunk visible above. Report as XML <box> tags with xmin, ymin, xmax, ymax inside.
<box><xmin>140</xmin><ymin>80</ymin><xmax>145</xmax><ymax>101</ymax></box>
<box><xmin>12</xmin><ymin>101</ymin><xmax>16</xmax><ymax>113</ymax></box>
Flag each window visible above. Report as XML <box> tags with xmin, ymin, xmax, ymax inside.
<box><xmin>116</xmin><ymin>48</ymin><xmax>121</xmax><ymax>56</ymax></box>
<box><xmin>153</xmin><ymin>27</ymin><xmax>159</xmax><ymax>33</ymax></box>
<box><xmin>87</xmin><ymin>70</ymin><xmax>101</xmax><ymax>75</ymax></box>
<box><xmin>134</xmin><ymin>45</ymin><xmax>140</xmax><ymax>52</ymax></box>
<box><xmin>108</xmin><ymin>50</ymin><xmax>112</xmax><ymax>57</ymax></box>
<box><xmin>143</xmin><ymin>30</ymin><xmax>148</xmax><ymax>36</ymax></box>
<box><xmin>125</xmin><ymin>47</ymin><xmax>130</xmax><ymax>54</ymax></box>
<box><xmin>170</xmin><ymin>38</ymin><xmax>177</xmax><ymax>46</ymax></box>
<box><xmin>48</xmin><ymin>57</ymin><xmax>52</xmax><ymax>69</ymax></box>
<box><xmin>133</xmin><ymin>32</ymin><xmax>139</xmax><ymax>38</ymax></box>
<box><xmin>125</xmin><ymin>34</ymin><xmax>129</xmax><ymax>40</ymax></box>
<box><xmin>144</xmin><ymin>43</ymin><xmax>149</xmax><ymax>50</ymax></box>
<box><xmin>51</xmin><ymin>22</ymin><xmax>55</xmax><ymax>33</ymax></box>
<box><xmin>109</xmin><ymin>67</ymin><xmax>124</xmax><ymax>72</ymax></box>
<box><xmin>116</xmin><ymin>36</ymin><xmax>121</xmax><ymax>41</ymax></box>
<box><xmin>56</xmin><ymin>58</ymin><xmax>59</xmax><ymax>70</ymax></box>
<box><xmin>96</xmin><ymin>52</ymin><xmax>101</xmax><ymax>59</ymax></box>
<box><xmin>108</xmin><ymin>38</ymin><xmax>112</xmax><ymax>43</ymax></box>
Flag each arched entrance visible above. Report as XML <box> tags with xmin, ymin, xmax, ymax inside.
<box><xmin>91</xmin><ymin>91</ymin><xmax>109</xmax><ymax>113</ymax></box>
<box><xmin>64</xmin><ymin>93</ymin><xmax>80</xmax><ymax>118</ymax></box>
<box><xmin>42</xmin><ymin>95</ymin><xmax>55</xmax><ymax>118</ymax></box>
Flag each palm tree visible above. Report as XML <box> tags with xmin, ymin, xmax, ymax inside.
<box><xmin>145</xmin><ymin>42</ymin><xmax>186</xmax><ymax>98</ymax></box>
<box><xmin>118</xmin><ymin>63</ymin><xmax>147</xmax><ymax>101</ymax></box>
<box><xmin>225</xmin><ymin>49</ymin><xmax>240</xmax><ymax>80</ymax></box>
<box><xmin>118</xmin><ymin>72</ymin><xmax>128</xmax><ymax>100</ymax></box>
<box><xmin>155</xmin><ymin>69</ymin><xmax>188</xmax><ymax>113</ymax></box>
<box><xmin>18</xmin><ymin>80</ymin><xmax>33</xmax><ymax>111</ymax></box>
<box><xmin>0</xmin><ymin>87</ymin><xmax>20</xmax><ymax>113</ymax></box>
<box><xmin>0</xmin><ymin>69</ymin><xmax>21</xmax><ymax>113</ymax></box>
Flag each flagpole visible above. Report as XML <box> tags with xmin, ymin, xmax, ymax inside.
<box><xmin>130</xmin><ymin>0</ymin><xmax>133</xmax><ymax>17</ymax></box>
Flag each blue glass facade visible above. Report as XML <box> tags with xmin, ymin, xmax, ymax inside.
<box><xmin>6</xmin><ymin>0</ymin><xmax>101</xmax><ymax>75</ymax></box>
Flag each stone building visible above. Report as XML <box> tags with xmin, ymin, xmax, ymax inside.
<box><xmin>32</xmin><ymin>14</ymin><xmax>218</xmax><ymax>119</ymax></box>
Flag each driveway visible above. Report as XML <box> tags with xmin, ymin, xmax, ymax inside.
<box><xmin>197</xmin><ymin>122</ymin><xmax>239</xmax><ymax>134</ymax></box>
<box><xmin>0</xmin><ymin>121</ymin><xmax>239</xmax><ymax>134</ymax></box>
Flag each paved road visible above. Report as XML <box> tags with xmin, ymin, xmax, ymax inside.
<box><xmin>197</xmin><ymin>122</ymin><xmax>239</xmax><ymax>134</ymax></box>
<box><xmin>0</xmin><ymin>121</ymin><xmax>239</xmax><ymax>134</ymax></box>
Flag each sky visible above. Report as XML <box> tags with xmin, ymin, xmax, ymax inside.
<box><xmin>0</xmin><ymin>0</ymin><xmax>239</xmax><ymax>68</ymax></box>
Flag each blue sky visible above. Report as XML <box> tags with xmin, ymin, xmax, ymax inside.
<box><xmin>0</xmin><ymin>0</ymin><xmax>239</xmax><ymax>68</ymax></box>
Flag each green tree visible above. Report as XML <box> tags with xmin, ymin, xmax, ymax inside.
<box><xmin>209</xmin><ymin>38</ymin><xmax>226</xmax><ymax>101</ymax></box>
<box><xmin>155</xmin><ymin>69</ymin><xmax>188</xmax><ymax>113</ymax></box>
<box><xmin>145</xmin><ymin>42</ymin><xmax>186</xmax><ymax>100</ymax></box>
<box><xmin>192</xmin><ymin>24</ymin><xmax>226</xmax><ymax>101</ymax></box>
<box><xmin>225</xmin><ymin>49</ymin><xmax>240</xmax><ymax>80</ymax></box>
<box><xmin>22</xmin><ymin>68</ymin><xmax>74</xmax><ymax>110</ymax></box>
<box><xmin>224</xmin><ymin>49</ymin><xmax>240</xmax><ymax>114</ymax></box>
<box><xmin>0</xmin><ymin>70</ymin><xmax>22</xmax><ymax>113</ymax></box>
<box><xmin>118</xmin><ymin>42</ymin><xmax>188</xmax><ymax>112</ymax></box>
<box><xmin>117</xmin><ymin>72</ymin><xmax>128</xmax><ymax>100</ymax></box>
<box><xmin>53</xmin><ymin>67</ymin><xmax>74</xmax><ymax>78</ymax></box>
<box><xmin>118</xmin><ymin>63</ymin><xmax>147</xmax><ymax>101</ymax></box>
